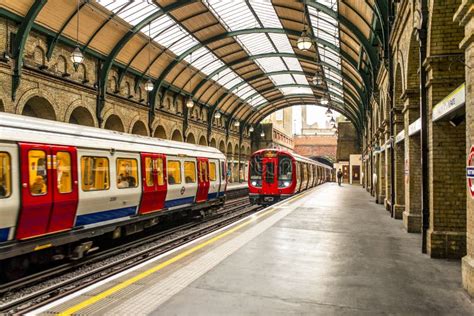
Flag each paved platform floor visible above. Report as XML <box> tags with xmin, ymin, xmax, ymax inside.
<box><xmin>156</xmin><ymin>184</ymin><xmax>473</xmax><ymax>315</ymax></box>
<box><xmin>36</xmin><ymin>183</ymin><xmax>473</xmax><ymax>315</ymax></box>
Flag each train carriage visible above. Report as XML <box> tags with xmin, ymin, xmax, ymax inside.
<box><xmin>248</xmin><ymin>149</ymin><xmax>332</xmax><ymax>205</ymax></box>
<box><xmin>0</xmin><ymin>112</ymin><xmax>227</xmax><ymax>269</ymax></box>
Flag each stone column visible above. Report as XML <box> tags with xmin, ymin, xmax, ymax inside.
<box><xmin>384</xmin><ymin>128</ymin><xmax>392</xmax><ymax>212</ymax></box>
<box><xmin>377</xmin><ymin>131</ymin><xmax>386</xmax><ymax>204</ymax></box>
<box><xmin>393</xmin><ymin>108</ymin><xmax>405</xmax><ymax>219</ymax></box>
<box><xmin>402</xmin><ymin>94</ymin><xmax>422</xmax><ymax>233</ymax></box>
<box><xmin>426</xmin><ymin>56</ymin><xmax>466</xmax><ymax>258</ymax></box>
<box><xmin>455</xmin><ymin>0</ymin><xmax>474</xmax><ymax>297</ymax></box>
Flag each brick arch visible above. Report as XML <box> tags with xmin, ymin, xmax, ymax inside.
<box><xmin>234</xmin><ymin>144</ymin><xmax>239</xmax><ymax>157</ymax></box>
<box><xmin>64</xmin><ymin>99</ymin><xmax>98</xmax><ymax>127</ymax></box>
<box><xmin>131</xmin><ymin>120</ymin><xmax>149</xmax><ymax>136</ymax></box>
<box><xmin>210</xmin><ymin>137</ymin><xmax>217</xmax><ymax>148</ymax></box>
<box><xmin>406</xmin><ymin>35</ymin><xmax>420</xmax><ymax>94</ymax></box>
<box><xmin>33</xmin><ymin>45</ymin><xmax>46</xmax><ymax>67</ymax></box>
<box><xmin>56</xmin><ymin>55</ymin><xmax>68</xmax><ymax>75</ymax></box>
<box><xmin>171</xmin><ymin>129</ymin><xmax>183</xmax><ymax>142</ymax></box>
<box><xmin>16</xmin><ymin>88</ymin><xmax>58</xmax><ymax>120</ymax></box>
<box><xmin>104</xmin><ymin>114</ymin><xmax>125</xmax><ymax>132</ymax></box>
<box><xmin>198</xmin><ymin>135</ymin><xmax>207</xmax><ymax>146</ymax></box>
<box><xmin>219</xmin><ymin>140</ymin><xmax>226</xmax><ymax>153</ymax></box>
<box><xmin>154</xmin><ymin>125</ymin><xmax>167</xmax><ymax>139</ymax></box>
<box><xmin>227</xmin><ymin>142</ymin><xmax>233</xmax><ymax>157</ymax></box>
<box><xmin>394</xmin><ymin>62</ymin><xmax>404</xmax><ymax>110</ymax></box>
<box><xmin>187</xmin><ymin>132</ymin><xmax>196</xmax><ymax>144</ymax></box>
<box><xmin>0</xmin><ymin>98</ymin><xmax>4</xmax><ymax>112</ymax></box>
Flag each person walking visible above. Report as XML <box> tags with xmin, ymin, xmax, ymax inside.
<box><xmin>337</xmin><ymin>169</ymin><xmax>343</xmax><ymax>186</ymax></box>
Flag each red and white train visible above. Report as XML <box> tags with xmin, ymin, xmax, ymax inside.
<box><xmin>248</xmin><ymin>149</ymin><xmax>332</xmax><ymax>205</ymax></box>
<box><xmin>0</xmin><ymin>112</ymin><xmax>227</xmax><ymax>271</ymax></box>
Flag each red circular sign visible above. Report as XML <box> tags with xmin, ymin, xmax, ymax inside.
<box><xmin>468</xmin><ymin>146</ymin><xmax>474</xmax><ymax>198</ymax></box>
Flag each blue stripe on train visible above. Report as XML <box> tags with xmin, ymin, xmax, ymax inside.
<box><xmin>164</xmin><ymin>196</ymin><xmax>195</xmax><ymax>208</ymax></box>
<box><xmin>208</xmin><ymin>192</ymin><xmax>219</xmax><ymax>200</ymax></box>
<box><xmin>75</xmin><ymin>206</ymin><xmax>137</xmax><ymax>226</ymax></box>
<box><xmin>0</xmin><ymin>227</ymin><xmax>10</xmax><ymax>242</ymax></box>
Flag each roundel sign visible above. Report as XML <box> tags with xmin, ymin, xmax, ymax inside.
<box><xmin>468</xmin><ymin>146</ymin><xmax>474</xmax><ymax>198</ymax></box>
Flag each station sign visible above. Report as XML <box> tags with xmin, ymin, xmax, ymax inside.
<box><xmin>432</xmin><ymin>84</ymin><xmax>465</xmax><ymax>122</ymax></box>
<box><xmin>408</xmin><ymin>118</ymin><xmax>421</xmax><ymax>136</ymax></box>
<box><xmin>395</xmin><ymin>130</ymin><xmax>405</xmax><ymax>144</ymax></box>
<box><xmin>468</xmin><ymin>146</ymin><xmax>474</xmax><ymax>198</ymax></box>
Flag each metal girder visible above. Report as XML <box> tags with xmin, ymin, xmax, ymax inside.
<box><xmin>244</xmin><ymin>95</ymin><xmax>360</xmax><ymax>132</ymax></box>
<box><xmin>11</xmin><ymin>0</ymin><xmax>47</xmax><ymax>101</ymax></box>
<box><xmin>192</xmin><ymin>51</ymin><xmax>368</xmax><ymax>107</ymax></box>
<box><xmin>46</xmin><ymin>0</ymin><xmax>87</xmax><ymax>60</ymax></box>
<box><xmin>151</xmin><ymin>25</ymin><xmax>375</xmax><ymax>106</ymax></box>
<box><xmin>212</xmin><ymin>70</ymin><xmax>363</xmax><ymax>113</ymax></box>
<box><xmin>96</xmin><ymin>0</ymin><xmax>197</xmax><ymax>126</ymax></box>
<box><xmin>228</xmin><ymin>83</ymin><xmax>360</xmax><ymax>125</ymax></box>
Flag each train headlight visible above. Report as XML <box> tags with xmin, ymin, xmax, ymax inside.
<box><xmin>284</xmin><ymin>181</ymin><xmax>290</xmax><ymax>187</ymax></box>
<box><xmin>251</xmin><ymin>181</ymin><xmax>257</xmax><ymax>186</ymax></box>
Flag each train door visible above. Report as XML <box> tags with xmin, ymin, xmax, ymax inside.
<box><xmin>262</xmin><ymin>156</ymin><xmax>277</xmax><ymax>194</ymax></box>
<box><xmin>197</xmin><ymin>158</ymin><xmax>210</xmax><ymax>202</ymax></box>
<box><xmin>140</xmin><ymin>153</ymin><xmax>167</xmax><ymax>214</ymax></box>
<box><xmin>17</xmin><ymin>143</ymin><xmax>78</xmax><ymax>239</ymax></box>
<box><xmin>208</xmin><ymin>159</ymin><xmax>219</xmax><ymax>200</ymax></box>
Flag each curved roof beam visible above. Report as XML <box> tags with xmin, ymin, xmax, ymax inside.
<box><xmin>150</xmin><ymin>25</ymin><xmax>377</xmax><ymax>108</ymax></box>
<box><xmin>211</xmin><ymin>70</ymin><xmax>363</xmax><ymax>115</ymax></box>
<box><xmin>96</xmin><ymin>0</ymin><xmax>199</xmax><ymax>123</ymax></box>
<box><xmin>249</xmin><ymin>100</ymin><xmax>361</xmax><ymax>135</ymax></box>
<box><xmin>227</xmin><ymin>83</ymin><xmax>361</xmax><ymax>125</ymax></box>
<box><xmin>242</xmin><ymin>95</ymin><xmax>360</xmax><ymax>132</ymax></box>
<box><xmin>12</xmin><ymin>0</ymin><xmax>47</xmax><ymax>100</ymax></box>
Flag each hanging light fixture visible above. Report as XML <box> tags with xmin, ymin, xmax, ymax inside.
<box><xmin>260</xmin><ymin>131</ymin><xmax>265</xmax><ymax>138</ymax></box>
<box><xmin>71</xmin><ymin>0</ymin><xmax>83</xmax><ymax>65</ymax></box>
<box><xmin>249</xmin><ymin>126</ymin><xmax>254</xmax><ymax>132</ymax></box>
<box><xmin>234</xmin><ymin>120</ymin><xmax>240</xmax><ymax>127</ymax></box>
<box><xmin>186</xmin><ymin>52</ymin><xmax>194</xmax><ymax>109</ymax></box>
<box><xmin>321</xmin><ymin>98</ymin><xmax>329</xmax><ymax>105</ymax></box>
<box><xmin>144</xmin><ymin>22</ymin><xmax>154</xmax><ymax>92</ymax></box>
<box><xmin>297</xmin><ymin>1</ymin><xmax>312</xmax><ymax>51</ymax></box>
<box><xmin>330</xmin><ymin>116</ymin><xmax>336</xmax><ymax>124</ymax></box>
<box><xmin>325</xmin><ymin>107</ymin><xmax>332</xmax><ymax>117</ymax></box>
<box><xmin>214</xmin><ymin>111</ymin><xmax>221</xmax><ymax>119</ymax></box>
<box><xmin>312</xmin><ymin>72</ymin><xmax>323</xmax><ymax>86</ymax></box>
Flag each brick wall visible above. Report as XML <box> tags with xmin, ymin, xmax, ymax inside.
<box><xmin>336</xmin><ymin>121</ymin><xmax>361</xmax><ymax>161</ymax></box>
<box><xmin>294</xmin><ymin>135</ymin><xmax>337</xmax><ymax>159</ymax></box>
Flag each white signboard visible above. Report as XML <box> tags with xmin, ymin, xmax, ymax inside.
<box><xmin>395</xmin><ymin>130</ymin><xmax>405</xmax><ymax>144</ymax></box>
<box><xmin>408</xmin><ymin>118</ymin><xmax>421</xmax><ymax>136</ymax></box>
<box><xmin>432</xmin><ymin>84</ymin><xmax>465</xmax><ymax>122</ymax></box>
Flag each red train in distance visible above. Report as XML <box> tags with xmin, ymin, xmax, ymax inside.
<box><xmin>248</xmin><ymin>149</ymin><xmax>333</xmax><ymax>205</ymax></box>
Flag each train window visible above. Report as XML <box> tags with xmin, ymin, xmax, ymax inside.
<box><xmin>221</xmin><ymin>161</ymin><xmax>225</xmax><ymax>181</ymax></box>
<box><xmin>265</xmin><ymin>162</ymin><xmax>274</xmax><ymax>183</ymax></box>
<box><xmin>167</xmin><ymin>160</ymin><xmax>181</xmax><ymax>185</ymax></box>
<box><xmin>29</xmin><ymin>150</ymin><xmax>48</xmax><ymax>196</ymax></box>
<box><xmin>200</xmin><ymin>161</ymin><xmax>208</xmax><ymax>182</ymax></box>
<box><xmin>116</xmin><ymin>158</ymin><xmax>138</xmax><ymax>189</ymax></box>
<box><xmin>209</xmin><ymin>162</ymin><xmax>217</xmax><ymax>181</ymax></box>
<box><xmin>156</xmin><ymin>158</ymin><xmax>164</xmax><ymax>186</ymax></box>
<box><xmin>57</xmin><ymin>152</ymin><xmax>72</xmax><ymax>193</ymax></box>
<box><xmin>81</xmin><ymin>156</ymin><xmax>109</xmax><ymax>191</ymax></box>
<box><xmin>0</xmin><ymin>152</ymin><xmax>11</xmax><ymax>198</ymax></box>
<box><xmin>145</xmin><ymin>157</ymin><xmax>154</xmax><ymax>186</ymax></box>
<box><xmin>184</xmin><ymin>161</ymin><xmax>196</xmax><ymax>183</ymax></box>
<box><xmin>278</xmin><ymin>156</ymin><xmax>292</xmax><ymax>181</ymax></box>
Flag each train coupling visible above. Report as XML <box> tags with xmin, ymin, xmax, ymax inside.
<box><xmin>70</xmin><ymin>241</ymin><xmax>95</xmax><ymax>260</ymax></box>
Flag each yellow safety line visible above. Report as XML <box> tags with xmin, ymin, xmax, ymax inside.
<box><xmin>57</xmin><ymin>189</ymin><xmax>314</xmax><ymax>316</ymax></box>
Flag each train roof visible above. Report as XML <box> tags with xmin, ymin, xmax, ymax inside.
<box><xmin>0</xmin><ymin>112</ymin><xmax>225</xmax><ymax>159</ymax></box>
<box><xmin>251</xmin><ymin>148</ymin><xmax>332</xmax><ymax>169</ymax></box>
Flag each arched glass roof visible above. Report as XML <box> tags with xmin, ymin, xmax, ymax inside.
<box><xmin>3</xmin><ymin>0</ymin><xmax>384</xmax><ymax>130</ymax></box>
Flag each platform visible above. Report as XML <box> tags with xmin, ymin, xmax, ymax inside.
<box><xmin>33</xmin><ymin>183</ymin><xmax>474</xmax><ymax>315</ymax></box>
<box><xmin>226</xmin><ymin>182</ymin><xmax>248</xmax><ymax>191</ymax></box>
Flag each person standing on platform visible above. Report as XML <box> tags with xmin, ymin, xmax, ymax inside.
<box><xmin>337</xmin><ymin>169</ymin><xmax>343</xmax><ymax>186</ymax></box>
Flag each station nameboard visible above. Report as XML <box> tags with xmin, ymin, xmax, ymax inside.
<box><xmin>468</xmin><ymin>146</ymin><xmax>474</xmax><ymax>199</ymax></box>
<box><xmin>432</xmin><ymin>84</ymin><xmax>465</xmax><ymax>122</ymax></box>
<box><xmin>395</xmin><ymin>130</ymin><xmax>405</xmax><ymax>144</ymax></box>
<box><xmin>408</xmin><ymin>118</ymin><xmax>421</xmax><ymax>136</ymax></box>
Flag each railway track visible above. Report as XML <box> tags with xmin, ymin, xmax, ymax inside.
<box><xmin>0</xmin><ymin>196</ymin><xmax>260</xmax><ymax>314</ymax></box>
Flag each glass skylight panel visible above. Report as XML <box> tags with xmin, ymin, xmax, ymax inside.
<box><xmin>269</xmin><ymin>34</ymin><xmax>295</xmax><ymax>54</ymax></box>
<box><xmin>204</xmin><ymin>0</ymin><xmax>256</xmax><ymax>31</ymax></box>
<box><xmin>117</xmin><ymin>1</ymin><xmax>155</xmax><ymax>25</ymax></box>
<box><xmin>97</xmin><ymin>0</ymin><xmax>129</xmax><ymax>12</ymax></box>
<box><xmin>236</xmin><ymin>34</ymin><xmax>275</xmax><ymax>55</ymax></box>
<box><xmin>269</xmin><ymin>74</ymin><xmax>295</xmax><ymax>86</ymax></box>
<box><xmin>282</xmin><ymin>57</ymin><xmax>304</xmax><ymax>72</ymax></box>
<box><xmin>251</xmin><ymin>1</ymin><xmax>283</xmax><ymax>28</ymax></box>
<box><xmin>255</xmin><ymin>57</ymin><xmax>287</xmax><ymax>73</ymax></box>
<box><xmin>294</xmin><ymin>74</ymin><xmax>309</xmax><ymax>85</ymax></box>
<box><xmin>280</xmin><ymin>87</ymin><xmax>314</xmax><ymax>95</ymax></box>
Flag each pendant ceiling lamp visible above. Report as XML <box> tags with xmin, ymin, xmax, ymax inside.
<box><xmin>71</xmin><ymin>0</ymin><xmax>83</xmax><ymax>65</ymax></box>
<box><xmin>144</xmin><ymin>23</ymin><xmax>153</xmax><ymax>91</ymax></box>
<box><xmin>297</xmin><ymin>2</ymin><xmax>312</xmax><ymax>51</ymax></box>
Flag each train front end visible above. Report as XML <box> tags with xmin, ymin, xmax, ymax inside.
<box><xmin>248</xmin><ymin>149</ymin><xmax>295</xmax><ymax>205</ymax></box>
